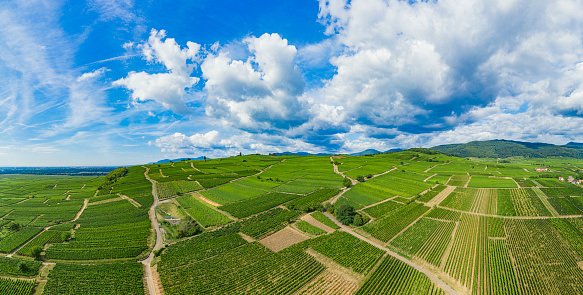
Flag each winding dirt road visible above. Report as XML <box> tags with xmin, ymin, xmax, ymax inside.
<box><xmin>142</xmin><ymin>167</ymin><xmax>164</xmax><ymax>295</ymax></box>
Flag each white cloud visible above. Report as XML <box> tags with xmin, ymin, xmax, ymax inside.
<box><xmin>115</xmin><ymin>29</ymin><xmax>201</xmax><ymax>115</ymax></box>
<box><xmin>202</xmin><ymin>33</ymin><xmax>309</xmax><ymax>130</ymax></box>
<box><xmin>77</xmin><ymin>67</ymin><xmax>109</xmax><ymax>81</ymax></box>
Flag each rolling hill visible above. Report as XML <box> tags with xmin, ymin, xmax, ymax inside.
<box><xmin>432</xmin><ymin>139</ymin><xmax>583</xmax><ymax>159</ymax></box>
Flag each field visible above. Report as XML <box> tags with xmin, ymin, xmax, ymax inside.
<box><xmin>2</xmin><ymin>151</ymin><xmax>583</xmax><ymax>294</ymax></box>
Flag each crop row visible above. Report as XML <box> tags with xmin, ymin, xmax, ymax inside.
<box><xmin>220</xmin><ymin>192</ymin><xmax>301</xmax><ymax>218</ymax></box>
<box><xmin>43</xmin><ymin>262</ymin><xmax>144</xmax><ymax>295</ymax></box>
<box><xmin>286</xmin><ymin>188</ymin><xmax>341</xmax><ymax>212</ymax></box>
<box><xmin>355</xmin><ymin>256</ymin><xmax>445</xmax><ymax>295</ymax></box>
<box><xmin>0</xmin><ymin>257</ymin><xmax>41</xmax><ymax>277</ymax></box>
<box><xmin>390</xmin><ymin>218</ymin><xmax>443</xmax><ymax>256</ymax></box>
<box><xmin>175</xmin><ymin>195</ymin><xmax>231</xmax><ymax>227</ymax></box>
<box><xmin>362</xmin><ymin>200</ymin><xmax>403</xmax><ymax>218</ymax></box>
<box><xmin>362</xmin><ymin>202</ymin><xmax>430</xmax><ymax>242</ymax></box>
<box><xmin>311</xmin><ymin>231</ymin><xmax>384</xmax><ymax>274</ymax></box>
<box><xmin>310</xmin><ymin>212</ymin><xmax>339</xmax><ymax>229</ymax></box>
<box><xmin>159</xmin><ymin>242</ymin><xmax>325</xmax><ymax>295</ymax></box>
<box><xmin>0</xmin><ymin>278</ymin><xmax>35</xmax><ymax>295</ymax></box>
<box><xmin>294</xmin><ymin>220</ymin><xmax>326</xmax><ymax>236</ymax></box>
<box><xmin>17</xmin><ymin>230</ymin><xmax>64</xmax><ymax>256</ymax></box>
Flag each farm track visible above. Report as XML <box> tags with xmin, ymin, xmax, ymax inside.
<box><xmin>142</xmin><ymin>167</ymin><xmax>164</xmax><ymax>295</ymax></box>
<box><xmin>323</xmin><ymin>212</ymin><xmax>459</xmax><ymax>295</ymax></box>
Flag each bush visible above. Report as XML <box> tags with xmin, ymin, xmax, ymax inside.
<box><xmin>61</xmin><ymin>231</ymin><xmax>71</xmax><ymax>241</ymax></box>
<box><xmin>353</xmin><ymin>214</ymin><xmax>363</xmax><ymax>226</ymax></box>
<box><xmin>336</xmin><ymin>205</ymin><xmax>356</xmax><ymax>225</ymax></box>
<box><xmin>366</xmin><ymin>174</ymin><xmax>373</xmax><ymax>179</ymax></box>
<box><xmin>357</xmin><ymin>175</ymin><xmax>366</xmax><ymax>182</ymax></box>
<box><xmin>16</xmin><ymin>262</ymin><xmax>28</xmax><ymax>273</ymax></box>
<box><xmin>343</xmin><ymin>177</ymin><xmax>352</xmax><ymax>187</ymax></box>
<box><xmin>31</xmin><ymin>246</ymin><xmax>43</xmax><ymax>260</ymax></box>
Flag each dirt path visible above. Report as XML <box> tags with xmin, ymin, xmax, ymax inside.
<box><xmin>424</xmin><ymin>173</ymin><xmax>437</xmax><ymax>182</ymax></box>
<box><xmin>424</xmin><ymin>163</ymin><xmax>447</xmax><ymax>173</ymax></box>
<box><xmin>119</xmin><ymin>194</ymin><xmax>142</xmax><ymax>208</ymax></box>
<box><xmin>190</xmin><ymin>162</ymin><xmax>207</xmax><ymax>174</ymax></box>
<box><xmin>330</xmin><ymin>156</ymin><xmax>358</xmax><ymax>185</ymax></box>
<box><xmin>426</xmin><ymin>186</ymin><xmax>456</xmax><ymax>207</ymax></box>
<box><xmin>323</xmin><ymin>212</ymin><xmax>458</xmax><ymax>295</ymax></box>
<box><xmin>142</xmin><ymin>167</ymin><xmax>164</xmax><ymax>295</ymax></box>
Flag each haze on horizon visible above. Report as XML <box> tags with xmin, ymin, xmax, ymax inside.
<box><xmin>1</xmin><ymin>0</ymin><xmax>583</xmax><ymax>166</ymax></box>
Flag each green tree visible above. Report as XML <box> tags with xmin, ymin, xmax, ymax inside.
<box><xmin>353</xmin><ymin>214</ymin><xmax>364</xmax><ymax>226</ymax></box>
<box><xmin>31</xmin><ymin>246</ymin><xmax>43</xmax><ymax>260</ymax></box>
<box><xmin>343</xmin><ymin>177</ymin><xmax>352</xmax><ymax>187</ymax></box>
<box><xmin>336</xmin><ymin>204</ymin><xmax>356</xmax><ymax>225</ymax></box>
<box><xmin>16</xmin><ymin>262</ymin><xmax>28</xmax><ymax>273</ymax></box>
<box><xmin>357</xmin><ymin>175</ymin><xmax>366</xmax><ymax>182</ymax></box>
<box><xmin>61</xmin><ymin>231</ymin><xmax>71</xmax><ymax>241</ymax></box>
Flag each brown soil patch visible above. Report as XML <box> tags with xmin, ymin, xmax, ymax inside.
<box><xmin>258</xmin><ymin>226</ymin><xmax>309</xmax><ymax>252</ymax></box>
<box><xmin>296</xmin><ymin>269</ymin><xmax>359</xmax><ymax>295</ymax></box>
<box><xmin>151</xmin><ymin>264</ymin><xmax>165</xmax><ymax>295</ymax></box>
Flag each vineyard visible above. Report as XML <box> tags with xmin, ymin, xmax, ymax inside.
<box><xmin>1</xmin><ymin>151</ymin><xmax>583</xmax><ymax>294</ymax></box>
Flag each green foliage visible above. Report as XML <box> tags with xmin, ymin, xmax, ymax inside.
<box><xmin>353</xmin><ymin>214</ymin><xmax>363</xmax><ymax>226</ymax></box>
<box><xmin>335</xmin><ymin>204</ymin><xmax>356</xmax><ymax>225</ymax></box>
<box><xmin>343</xmin><ymin>177</ymin><xmax>352</xmax><ymax>187</ymax></box>
<box><xmin>362</xmin><ymin>203</ymin><xmax>430</xmax><ymax>242</ymax></box>
<box><xmin>432</xmin><ymin>139</ymin><xmax>583</xmax><ymax>159</ymax></box>
<box><xmin>221</xmin><ymin>192</ymin><xmax>301</xmax><ymax>218</ymax></box>
<box><xmin>311</xmin><ymin>231</ymin><xmax>384</xmax><ymax>274</ymax></box>
<box><xmin>99</xmin><ymin>167</ymin><xmax>128</xmax><ymax>190</ymax></box>
<box><xmin>31</xmin><ymin>246</ymin><xmax>43</xmax><ymax>260</ymax></box>
<box><xmin>176</xmin><ymin>217</ymin><xmax>203</xmax><ymax>238</ymax></box>
<box><xmin>175</xmin><ymin>196</ymin><xmax>231</xmax><ymax>227</ymax></box>
<box><xmin>61</xmin><ymin>231</ymin><xmax>71</xmax><ymax>241</ymax></box>
<box><xmin>0</xmin><ymin>277</ymin><xmax>36</xmax><ymax>295</ymax></box>
<box><xmin>311</xmin><ymin>212</ymin><xmax>339</xmax><ymax>229</ymax></box>
<box><xmin>356</xmin><ymin>256</ymin><xmax>444</xmax><ymax>295</ymax></box>
<box><xmin>357</xmin><ymin>175</ymin><xmax>366</xmax><ymax>182</ymax></box>
<box><xmin>295</xmin><ymin>220</ymin><xmax>326</xmax><ymax>236</ymax></box>
<box><xmin>0</xmin><ymin>257</ymin><xmax>41</xmax><ymax>277</ymax></box>
<box><xmin>44</xmin><ymin>262</ymin><xmax>144</xmax><ymax>295</ymax></box>
<box><xmin>286</xmin><ymin>189</ymin><xmax>341</xmax><ymax>212</ymax></box>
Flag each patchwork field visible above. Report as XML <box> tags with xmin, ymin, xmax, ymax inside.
<box><xmin>2</xmin><ymin>151</ymin><xmax>583</xmax><ymax>294</ymax></box>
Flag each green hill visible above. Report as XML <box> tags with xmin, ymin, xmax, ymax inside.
<box><xmin>432</xmin><ymin>139</ymin><xmax>583</xmax><ymax>158</ymax></box>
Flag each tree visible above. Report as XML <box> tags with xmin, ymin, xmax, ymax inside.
<box><xmin>324</xmin><ymin>202</ymin><xmax>335</xmax><ymax>215</ymax></box>
<box><xmin>353</xmin><ymin>214</ymin><xmax>364</xmax><ymax>226</ymax></box>
<box><xmin>357</xmin><ymin>175</ymin><xmax>366</xmax><ymax>182</ymax></box>
<box><xmin>16</xmin><ymin>262</ymin><xmax>28</xmax><ymax>273</ymax></box>
<box><xmin>343</xmin><ymin>177</ymin><xmax>352</xmax><ymax>188</ymax></box>
<box><xmin>366</xmin><ymin>174</ymin><xmax>373</xmax><ymax>179</ymax></box>
<box><xmin>61</xmin><ymin>231</ymin><xmax>71</xmax><ymax>241</ymax></box>
<box><xmin>31</xmin><ymin>246</ymin><xmax>43</xmax><ymax>260</ymax></box>
<box><xmin>204</xmin><ymin>156</ymin><xmax>207</xmax><ymax>162</ymax></box>
<box><xmin>336</xmin><ymin>204</ymin><xmax>356</xmax><ymax>225</ymax></box>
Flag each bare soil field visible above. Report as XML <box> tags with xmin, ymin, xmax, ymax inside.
<box><xmin>258</xmin><ymin>226</ymin><xmax>309</xmax><ymax>252</ymax></box>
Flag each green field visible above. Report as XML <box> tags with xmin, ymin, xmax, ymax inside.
<box><xmin>1</xmin><ymin>151</ymin><xmax>583</xmax><ymax>294</ymax></box>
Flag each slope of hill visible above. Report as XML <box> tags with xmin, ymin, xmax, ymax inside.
<box><xmin>432</xmin><ymin>139</ymin><xmax>583</xmax><ymax>158</ymax></box>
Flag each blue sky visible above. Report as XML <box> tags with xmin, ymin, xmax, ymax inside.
<box><xmin>1</xmin><ymin>0</ymin><xmax>583</xmax><ymax>166</ymax></box>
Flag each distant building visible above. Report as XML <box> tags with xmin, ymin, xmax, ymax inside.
<box><xmin>568</xmin><ymin>176</ymin><xmax>575</xmax><ymax>183</ymax></box>
<box><xmin>535</xmin><ymin>167</ymin><xmax>548</xmax><ymax>172</ymax></box>
<box><xmin>559</xmin><ymin>177</ymin><xmax>564</xmax><ymax>181</ymax></box>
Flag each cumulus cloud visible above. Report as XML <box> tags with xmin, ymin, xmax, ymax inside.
<box><xmin>114</xmin><ymin>29</ymin><xmax>200</xmax><ymax>115</ymax></box>
<box><xmin>151</xmin><ymin>130</ymin><xmax>325</xmax><ymax>157</ymax></box>
<box><xmin>318</xmin><ymin>0</ymin><xmax>583</xmax><ymax>137</ymax></box>
<box><xmin>202</xmin><ymin>33</ymin><xmax>309</xmax><ymax>131</ymax></box>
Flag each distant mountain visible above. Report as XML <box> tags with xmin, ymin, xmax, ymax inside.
<box><xmin>565</xmin><ymin>142</ymin><xmax>583</xmax><ymax>148</ymax></box>
<box><xmin>432</xmin><ymin>139</ymin><xmax>583</xmax><ymax>159</ymax></box>
<box><xmin>149</xmin><ymin>156</ymin><xmax>206</xmax><ymax>164</ymax></box>
<box><xmin>350</xmin><ymin>149</ymin><xmax>381</xmax><ymax>156</ymax></box>
<box><xmin>348</xmin><ymin>148</ymin><xmax>404</xmax><ymax>156</ymax></box>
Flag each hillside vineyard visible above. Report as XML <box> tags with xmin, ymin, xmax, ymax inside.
<box><xmin>2</xmin><ymin>150</ymin><xmax>583</xmax><ymax>294</ymax></box>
